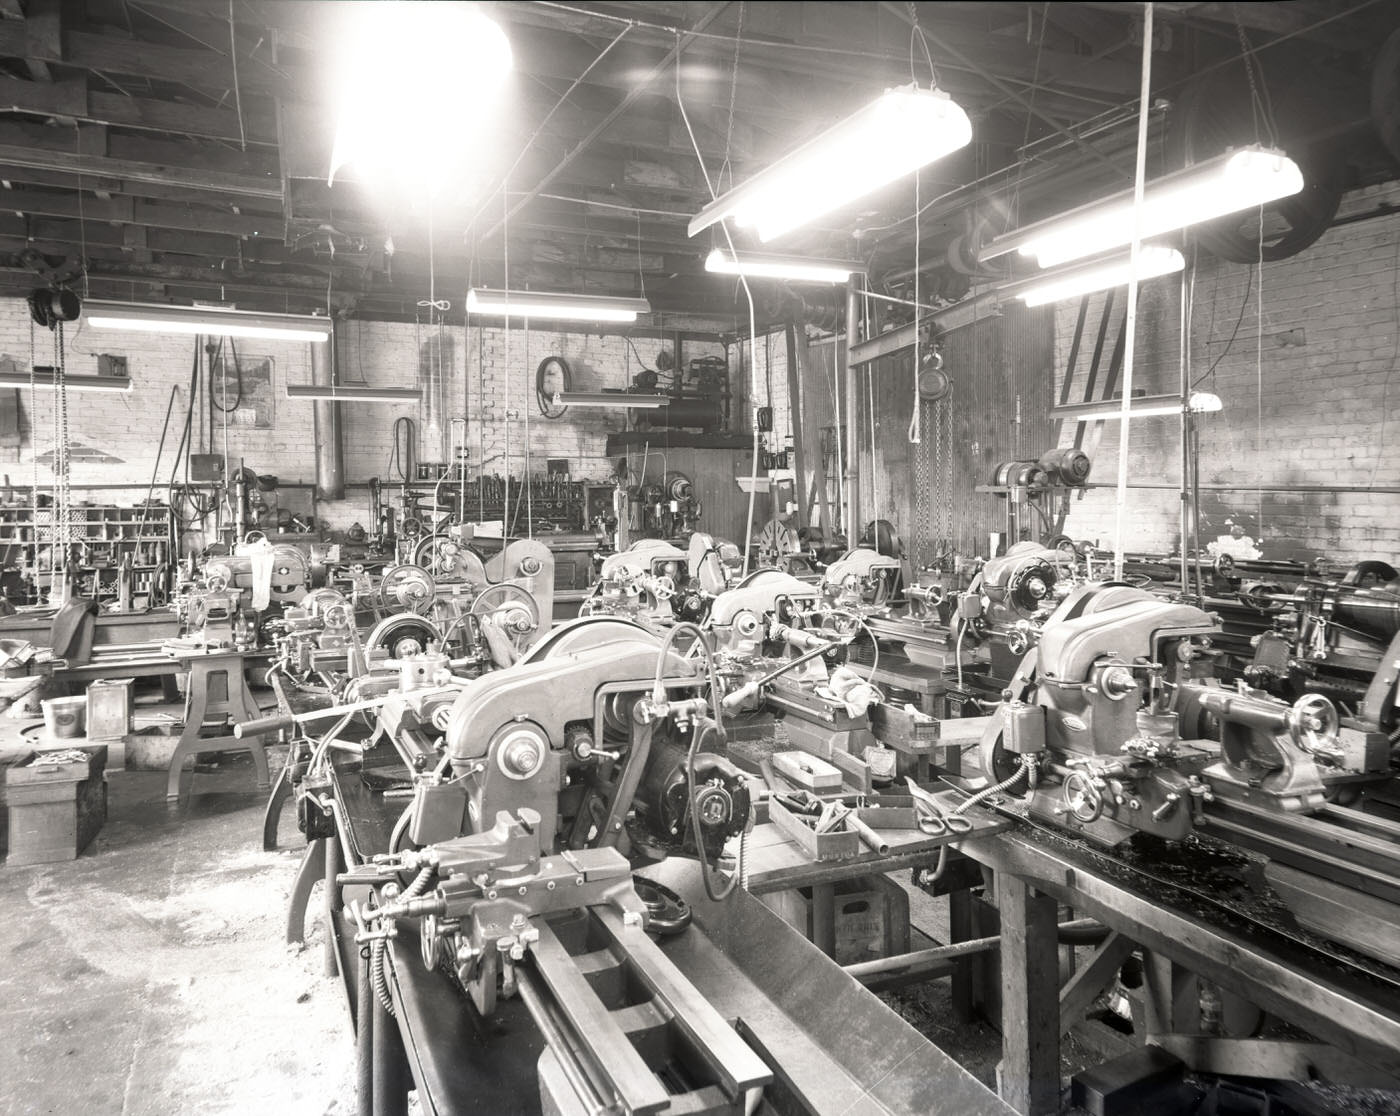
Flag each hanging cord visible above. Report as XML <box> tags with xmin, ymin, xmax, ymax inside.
<box><xmin>1232</xmin><ymin>12</ymin><xmax>1280</xmax><ymax>150</ymax></box>
<box><xmin>227</xmin><ymin>0</ymin><xmax>247</xmax><ymax>151</ymax></box>
<box><xmin>501</xmin><ymin>183</ymin><xmax>512</xmax><ymax>539</ymax></box>
<box><xmin>27</xmin><ymin>317</ymin><xmax>38</xmax><ymax>589</ymax></box>
<box><xmin>1255</xmin><ymin>205</ymin><xmax>1264</xmax><ymax>536</ymax></box>
<box><xmin>522</xmin><ymin>319</ymin><xmax>533</xmax><ymax>538</ymax></box>
<box><xmin>54</xmin><ymin>321</ymin><xmax>71</xmax><ymax>581</ymax></box>
<box><xmin>386</xmin><ymin>416</ymin><xmax>416</xmax><ymax>483</ymax></box>
<box><xmin>210</xmin><ymin>336</ymin><xmax>244</xmax><ymax>411</ymax></box>
<box><xmin>674</xmin><ymin>30</ymin><xmax>760</xmax><ymax>574</ymax></box>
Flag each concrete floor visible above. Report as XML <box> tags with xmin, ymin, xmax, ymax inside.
<box><xmin>0</xmin><ymin>754</ymin><xmax>355</xmax><ymax>1116</ymax></box>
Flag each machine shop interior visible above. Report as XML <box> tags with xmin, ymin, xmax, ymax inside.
<box><xmin>3</xmin><ymin>1</ymin><xmax>1400</xmax><ymax>1114</ymax></box>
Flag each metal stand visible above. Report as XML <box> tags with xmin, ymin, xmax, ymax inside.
<box><xmin>165</xmin><ymin>650</ymin><xmax>270</xmax><ymax>798</ymax></box>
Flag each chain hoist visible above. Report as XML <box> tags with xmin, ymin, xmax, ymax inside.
<box><xmin>28</xmin><ymin>317</ymin><xmax>39</xmax><ymax>587</ymax></box>
<box><xmin>936</xmin><ymin>393</ymin><xmax>953</xmax><ymax>558</ymax></box>
<box><xmin>912</xmin><ymin>395</ymin><xmax>933</xmax><ymax>569</ymax></box>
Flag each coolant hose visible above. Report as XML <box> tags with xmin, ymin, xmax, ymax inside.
<box><xmin>370</xmin><ymin>864</ymin><xmax>434</xmax><ymax>1018</ymax></box>
<box><xmin>923</xmin><ymin>755</ymin><xmax>1038</xmax><ymax>886</ymax></box>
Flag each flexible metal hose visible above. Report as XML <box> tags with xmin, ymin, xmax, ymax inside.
<box><xmin>370</xmin><ymin>940</ymin><xmax>394</xmax><ymax>1017</ymax></box>
<box><xmin>369</xmin><ymin>865</ymin><xmax>433</xmax><ymax>1018</ymax></box>
<box><xmin>956</xmin><ymin>753</ymin><xmax>1036</xmax><ymax>817</ymax></box>
<box><xmin>922</xmin><ymin>755</ymin><xmax>1037</xmax><ymax>886</ymax></box>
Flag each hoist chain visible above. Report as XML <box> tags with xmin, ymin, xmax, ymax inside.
<box><xmin>936</xmin><ymin>396</ymin><xmax>953</xmax><ymax>558</ymax></box>
<box><xmin>912</xmin><ymin>396</ymin><xmax>933</xmax><ymax>570</ymax></box>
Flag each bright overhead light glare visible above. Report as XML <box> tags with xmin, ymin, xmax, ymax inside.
<box><xmin>329</xmin><ymin>5</ymin><xmax>512</xmax><ymax>190</ymax></box>
<box><xmin>982</xmin><ymin>147</ymin><xmax>1303</xmax><ymax>269</ymax></box>
<box><xmin>1053</xmin><ymin>391</ymin><xmax>1225</xmax><ymax>423</ymax></box>
<box><xmin>689</xmin><ymin>85</ymin><xmax>972</xmax><ymax>243</ymax></box>
<box><xmin>465</xmin><ymin>289</ymin><xmax>650</xmax><ymax>324</ymax></box>
<box><xmin>704</xmin><ymin>248</ymin><xmax>864</xmax><ymax>283</ymax></box>
<box><xmin>85</xmin><ymin>301</ymin><xmax>332</xmax><ymax>343</ymax></box>
<box><xmin>286</xmin><ymin>384</ymin><xmax>420</xmax><ymax>404</ymax></box>
<box><xmin>553</xmin><ymin>392</ymin><xmax>665</xmax><ymax>409</ymax></box>
<box><xmin>0</xmin><ymin>368</ymin><xmax>132</xmax><ymax>393</ymax></box>
<box><xmin>1009</xmin><ymin>246</ymin><xmax>1185</xmax><ymax>306</ymax></box>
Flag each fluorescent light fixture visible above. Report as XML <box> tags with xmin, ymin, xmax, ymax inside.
<box><xmin>466</xmin><ymin>289</ymin><xmax>650</xmax><ymax>324</ymax></box>
<box><xmin>0</xmin><ymin>368</ymin><xmax>131</xmax><ymax>393</ymax></box>
<box><xmin>85</xmin><ymin>300</ymin><xmax>332</xmax><ymax>343</ymax></box>
<box><xmin>1054</xmin><ymin>391</ymin><xmax>1224</xmax><ymax>423</ymax></box>
<box><xmin>689</xmin><ymin>85</ymin><xmax>972</xmax><ymax>243</ymax></box>
<box><xmin>705</xmin><ymin>248</ymin><xmax>864</xmax><ymax>283</ymax></box>
<box><xmin>1007</xmin><ymin>246</ymin><xmax>1185</xmax><ymax>307</ymax></box>
<box><xmin>981</xmin><ymin>146</ymin><xmax>1303</xmax><ymax>269</ymax></box>
<box><xmin>553</xmin><ymin>392</ymin><xmax>665</xmax><ymax>409</ymax></box>
<box><xmin>286</xmin><ymin>384</ymin><xmax>420</xmax><ymax>403</ymax></box>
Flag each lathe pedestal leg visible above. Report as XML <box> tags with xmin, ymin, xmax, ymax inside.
<box><xmin>356</xmin><ymin>949</ymin><xmax>374</xmax><ymax>1116</ymax></box>
<box><xmin>372</xmin><ymin>989</ymin><xmax>408</xmax><ymax>1116</ymax></box>
<box><xmin>166</xmin><ymin>652</ymin><xmax>270</xmax><ymax>799</ymax></box>
<box><xmin>286</xmin><ymin>838</ymin><xmax>326</xmax><ymax>945</ymax></box>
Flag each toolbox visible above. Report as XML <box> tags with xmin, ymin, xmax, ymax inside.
<box><xmin>5</xmin><ymin>745</ymin><xmax>108</xmax><ymax>866</ymax></box>
<box><xmin>768</xmin><ymin>794</ymin><xmax>859</xmax><ymax>861</ymax></box>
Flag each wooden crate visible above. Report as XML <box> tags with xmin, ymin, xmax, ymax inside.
<box><xmin>5</xmin><ymin>745</ymin><xmax>108</xmax><ymax>866</ymax></box>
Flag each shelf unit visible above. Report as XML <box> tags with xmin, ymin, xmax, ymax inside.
<box><xmin>0</xmin><ymin>503</ymin><xmax>175</xmax><ymax>606</ymax></box>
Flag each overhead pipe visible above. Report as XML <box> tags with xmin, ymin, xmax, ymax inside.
<box><xmin>311</xmin><ymin>327</ymin><xmax>346</xmax><ymax>501</ymax></box>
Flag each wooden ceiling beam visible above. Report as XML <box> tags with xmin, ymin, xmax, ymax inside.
<box><xmin>0</xmin><ymin>160</ymin><xmax>282</xmax><ymax>209</ymax></box>
<box><xmin>0</xmin><ymin>183</ymin><xmax>283</xmax><ymax>238</ymax></box>
<box><xmin>0</xmin><ymin>17</ymin><xmax>291</xmax><ymax>97</ymax></box>
<box><xmin>0</xmin><ymin>73</ymin><xmax>278</xmax><ymax>145</ymax></box>
<box><xmin>0</xmin><ymin>120</ymin><xmax>281</xmax><ymax>198</ymax></box>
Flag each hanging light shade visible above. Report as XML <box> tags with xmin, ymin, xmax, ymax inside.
<box><xmin>465</xmin><ymin>289</ymin><xmax>650</xmax><ymax>324</ymax></box>
<box><xmin>1004</xmin><ymin>246</ymin><xmax>1185</xmax><ymax>307</ymax></box>
<box><xmin>688</xmin><ymin>85</ymin><xmax>972</xmax><ymax>243</ymax></box>
<box><xmin>704</xmin><ymin>248</ymin><xmax>865</xmax><ymax>283</ymax></box>
<box><xmin>1053</xmin><ymin>391</ymin><xmax>1223</xmax><ymax>423</ymax></box>
<box><xmin>85</xmin><ymin>301</ymin><xmax>332</xmax><ymax>343</ymax></box>
<box><xmin>286</xmin><ymin>384</ymin><xmax>420</xmax><ymax>403</ymax></box>
<box><xmin>0</xmin><ymin>368</ymin><xmax>131</xmax><ymax>393</ymax></box>
<box><xmin>552</xmin><ymin>392</ymin><xmax>665</xmax><ymax>409</ymax></box>
<box><xmin>980</xmin><ymin>146</ymin><xmax>1303</xmax><ymax>269</ymax></box>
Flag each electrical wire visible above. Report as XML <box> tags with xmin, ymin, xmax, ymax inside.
<box><xmin>652</xmin><ymin>622</ymin><xmax>738</xmax><ymax>902</ymax></box>
<box><xmin>672</xmin><ymin>30</ymin><xmax>762</xmax><ymax>576</ymax></box>
<box><xmin>386</xmin><ymin>416</ymin><xmax>417</xmax><ymax>483</ymax></box>
<box><xmin>1191</xmin><ymin>265</ymin><xmax>1254</xmax><ymax>388</ymax></box>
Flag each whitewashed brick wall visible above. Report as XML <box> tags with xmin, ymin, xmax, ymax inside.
<box><xmin>0</xmin><ymin>302</ymin><xmax>722</xmax><ymax>540</ymax></box>
<box><xmin>1053</xmin><ymin>180</ymin><xmax>1400</xmax><ymax>563</ymax></box>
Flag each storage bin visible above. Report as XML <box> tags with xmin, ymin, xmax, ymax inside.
<box><xmin>86</xmin><ymin>678</ymin><xmax>133</xmax><ymax>739</ymax></box>
<box><xmin>5</xmin><ymin>745</ymin><xmax>108</xmax><ymax>865</ymax></box>
<box><xmin>41</xmin><ymin>695</ymin><xmax>87</xmax><ymax>738</ymax></box>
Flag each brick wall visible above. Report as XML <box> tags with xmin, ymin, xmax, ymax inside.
<box><xmin>1053</xmin><ymin>180</ymin><xmax>1400</xmax><ymax>564</ymax></box>
<box><xmin>0</xmin><ymin>299</ymin><xmax>723</xmax><ymax>544</ymax></box>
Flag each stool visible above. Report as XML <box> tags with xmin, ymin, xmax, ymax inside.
<box><xmin>166</xmin><ymin>651</ymin><xmax>271</xmax><ymax>799</ymax></box>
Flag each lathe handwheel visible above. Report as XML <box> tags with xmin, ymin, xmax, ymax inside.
<box><xmin>650</xmin><ymin>574</ymin><xmax>676</xmax><ymax>602</ymax></box>
<box><xmin>1288</xmin><ymin>694</ymin><xmax>1338</xmax><ymax>756</ymax></box>
<box><xmin>1062</xmin><ymin>770</ymin><xmax>1105</xmax><ymax>824</ymax></box>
